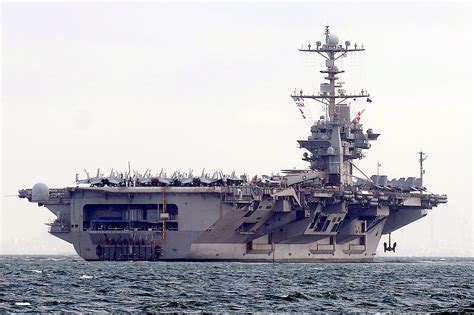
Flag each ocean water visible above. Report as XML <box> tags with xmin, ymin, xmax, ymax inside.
<box><xmin>0</xmin><ymin>256</ymin><xmax>472</xmax><ymax>313</ymax></box>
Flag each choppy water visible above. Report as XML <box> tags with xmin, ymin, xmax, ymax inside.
<box><xmin>0</xmin><ymin>256</ymin><xmax>472</xmax><ymax>312</ymax></box>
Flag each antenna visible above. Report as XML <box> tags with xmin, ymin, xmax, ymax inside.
<box><xmin>377</xmin><ymin>160</ymin><xmax>381</xmax><ymax>176</ymax></box>
<box><xmin>291</xmin><ymin>25</ymin><xmax>368</xmax><ymax>122</ymax></box>
<box><xmin>293</xmin><ymin>26</ymin><xmax>378</xmax><ymax>188</ymax></box>
<box><xmin>419</xmin><ymin>150</ymin><xmax>428</xmax><ymax>186</ymax></box>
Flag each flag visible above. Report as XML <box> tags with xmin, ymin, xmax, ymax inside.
<box><xmin>292</xmin><ymin>96</ymin><xmax>305</xmax><ymax>107</ymax></box>
<box><xmin>366</xmin><ymin>98</ymin><xmax>373</xmax><ymax>103</ymax></box>
<box><xmin>292</xmin><ymin>96</ymin><xmax>306</xmax><ymax>119</ymax></box>
<box><xmin>298</xmin><ymin>108</ymin><xmax>306</xmax><ymax>119</ymax></box>
<box><xmin>353</xmin><ymin>108</ymin><xmax>365</xmax><ymax>124</ymax></box>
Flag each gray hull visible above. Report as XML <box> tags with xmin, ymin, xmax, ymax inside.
<box><xmin>17</xmin><ymin>27</ymin><xmax>447</xmax><ymax>262</ymax></box>
<box><xmin>19</xmin><ymin>185</ymin><xmax>440</xmax><ymax>262</ymax></box>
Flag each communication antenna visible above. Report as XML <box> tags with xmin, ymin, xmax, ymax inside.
<box><xmin>291</xmin><ymin>26</ymin><xmax>368</xmax><ymax>122</ymax></box>
<box><xmin>377</xmin><ymin>160</ymin><xmax>381</xmax><ymax>176</ymax></box>
<box><xmin>419</xmin><ymin>150</ymin><xmax>428</xmax><ymax>187</ymax></box>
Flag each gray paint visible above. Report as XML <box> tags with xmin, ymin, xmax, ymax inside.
<box><xmin>17</xmin><ymin>27</ymin><xmax>447</xmax><ymax>261</ymax></box>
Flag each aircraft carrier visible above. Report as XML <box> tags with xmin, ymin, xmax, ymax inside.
<box><xmin>18</xmin><ymin>27</ymin><xmax>447</xmax><ymax>261</ymax></box>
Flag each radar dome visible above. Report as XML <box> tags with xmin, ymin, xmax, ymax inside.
<box><xmin>32</xmin><ymin>183</ymin><xmax>49</xmax><ymax>201</ymax></box>
<box><xmin>326</xmin><ymin>34</ymin><xmax>339</xmax><ymax>46</ymax></box>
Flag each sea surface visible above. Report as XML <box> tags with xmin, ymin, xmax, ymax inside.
<box><xmin>0</xmin><ymin>256</ymin><xmax>472</xmax><ymax>313</ymax></box>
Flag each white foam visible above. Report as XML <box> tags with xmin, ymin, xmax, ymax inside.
<box><xmin>80</xmin><ymin>275</ymin><xmax>94</xmax><ymax>279</ymax></box>
<box><xmin>30</xmin><ymin>270</ymin><xmax>43</xmax><ymax>274</ymax></box>
<box><xmin>15</xmin><ymin>302</ymin><xmax>31</xmax><ymax>306</ymax></box>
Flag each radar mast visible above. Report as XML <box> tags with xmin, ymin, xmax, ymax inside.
<box><xmin>291</xmin><ymin>25</ymin><xmax>368</xmax><ymax>121</ymax></box>
<box><xmin>293</xmin><ymin>26</ymin><xmax>378</xmax><ymax>187</ymax></box>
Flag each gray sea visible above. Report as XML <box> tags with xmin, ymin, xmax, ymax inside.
<box><xmin>0</xmin><ymin>256</ymin><xmax>472</xmax><ymax>313</ymax></box>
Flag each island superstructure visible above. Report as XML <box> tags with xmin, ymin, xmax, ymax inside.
<box><xmin>18</xmin><ymin>27</ymin><xmax>447</xmax><ymax>261</ymax></box>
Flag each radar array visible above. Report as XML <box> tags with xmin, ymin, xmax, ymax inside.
<box><xmin>291</xmin><ymin>26</ymin><xmax>369</xmax><ymax>122</ymax></box>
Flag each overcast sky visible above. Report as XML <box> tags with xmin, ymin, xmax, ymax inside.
<box><xmin>1</xmin><ymin>2</ymin><xmax>472</xmax><ymax>256</ymax></box>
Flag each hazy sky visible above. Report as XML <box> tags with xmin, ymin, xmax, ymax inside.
<box><xmin>1</xmin><ymin>2</ymin><xmax>472</xmax><ymax>256</ymax></box>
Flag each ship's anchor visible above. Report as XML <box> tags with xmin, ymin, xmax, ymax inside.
<box><xmin>383</xmin><ymin>233</ymin><xmax>397</xmax><ymax>253</ymax></box>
